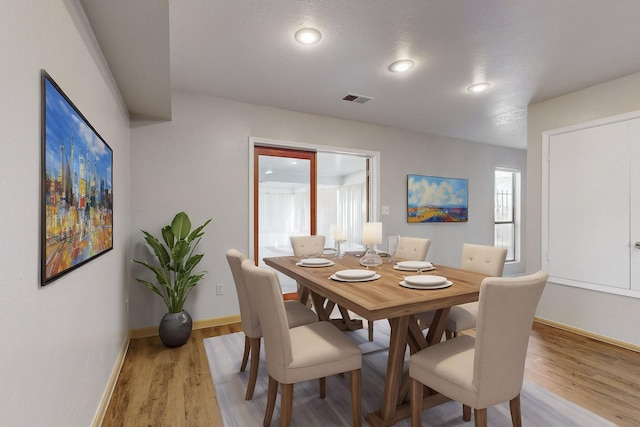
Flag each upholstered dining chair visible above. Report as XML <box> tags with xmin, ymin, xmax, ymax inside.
<box><xmin>226</xmin><ymin>249</ymin><xmax>318</xmax><ymax>400</ymax></box>
<box><xmin>290</xmin><ymin>235</ymin><xmax>326</xmax><ymax>258</ymax></box>
<box><xmin>393</xmin><ymin>236</ymin><xmax>431</xmax><ymax>262</ymax></box>
<box><xmin>240</xmin><ymin>259</ymin><xmax>362</xmax><ymax>427</ymax></box>
<box><xmin>417</xmin><ymin>243</ymin><xmax>508</xmax><ymax>338</ymax></box>
<box><xmin>409</xmin><ymin>270</ymin><xmax>548</xmax><ymax>427</ymax></box>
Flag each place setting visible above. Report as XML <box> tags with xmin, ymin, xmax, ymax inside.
<box><xmin>330</xmin><ymin>269</ymin><xmax>381</xmax><ymax>282</ymax></box>
<box><xmin>399</xmin><ymin>274</ymin><xmax>452</xmax><ymax>290</ymax></box>
<box><xmin>296</xmin><ymin>257</ymin><xmax>335</xmax><ymax>268</ymax></box>
<box><xmin>393</xmin><ymin>260</ymin><xmax>435</xmax><ymax>272</ymax></box>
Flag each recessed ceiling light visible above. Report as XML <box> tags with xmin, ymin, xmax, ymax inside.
<box><xmin>294</xmin><ymin>28</ymin><xmax>321</xmax><ymax>45</ymax></box>
<box><xmin>388</xmin><ymin>59</ymin><xmax>415</xmax><ymax>73</ymax></box>
<box><xmin>467</xmin><ymin>82</ymin><xmax>491</xmax><ymax>93</ymax></box>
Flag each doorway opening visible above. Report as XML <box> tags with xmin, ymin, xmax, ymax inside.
<box><xmin>250</xmin><ymin>139</ymin><xmax>379</xmax><ymax>294</ymax></box>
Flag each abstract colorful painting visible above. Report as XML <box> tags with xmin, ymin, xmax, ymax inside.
<box><xmin>407</xmin><ymin>174</ymin><xmax>468</xmax><ymax>223</ymax></box>
<box><xmin>41</xmin><ymin>71</ymin><xmax>113</xmax><ymax>285</ymax></box>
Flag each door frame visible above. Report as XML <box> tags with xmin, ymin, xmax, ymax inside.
<box><xmin>253</xmin><ymin>146</ymin><xmax>317</xmax><ymax>264</ymax></box>
<box><xmin>248</xmin><ymin>136</ymin><xmax>380</xmax><ymax>262</ymax></box>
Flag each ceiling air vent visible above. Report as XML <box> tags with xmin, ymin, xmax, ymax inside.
<box><xmin>342</xmin><ymin>93</ymin><xmax>374</xmax><ymax>104</ymax></box>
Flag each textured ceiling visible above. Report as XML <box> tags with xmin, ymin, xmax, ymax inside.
<box><xmin>82</xmin><ymin>0</ymin><xmax>640</xmax><ymax>149</ymax></box>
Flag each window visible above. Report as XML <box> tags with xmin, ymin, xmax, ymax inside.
<box><xmin>494</xmin><ymin>168</ymin><xmax>519</xmax><ymax>262</ymax></box>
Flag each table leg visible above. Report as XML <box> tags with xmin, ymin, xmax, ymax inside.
<box><xmin>425</xmin><ymin>307</ymin><xmax>451</xmax><ymax>345</ymax></box>
<box><xmin>366</xmin><ymin>310</ymin><xmax>454</xmax><ymax>427</ymax></box>
<box><xmin>406</xmin><ymin>318</ymin><xmax>428</xmax><ymax>354</ymax></box>
<box><xmin>311</xmin><ymin>292</ymin><xmax>363</xmax><ymax>331</ymax></box>
<box><xmin>297</xmin><ymin>283</ymin><xmax>311</xmax><ymax>306</ymax></box>
<box><xmin>337</xmin><ymin>305</ymin><xmax>363</xmax><ymax>331</ymax></box>
<box><xmin>380</xmin><ymin>316</ymin><xmax>410</xmax><ymax>420</ymax></box>
<box><xmin>310</xmin><ymin>292</ymin><xmax>331</xmax><ymax>322</ymax></box>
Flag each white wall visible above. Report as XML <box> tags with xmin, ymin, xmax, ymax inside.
<box><xmin>0</xmin><ymin>1</ymin><xmax>131</xmax><ymax>425</ymax></box>
<box><xmin>527</xmin><ymin>71</ymin><xmax>640</xmax><ymax>346</ymax></box>
<box><xmin>129</xmin><ymin>93</ymin><xmax>526</xmax><ymax>329</ymax></box>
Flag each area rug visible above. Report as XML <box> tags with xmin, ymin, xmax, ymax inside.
<box><xmin>204</xmin><ymin>321</ymin><xmax>617</xmax><ymax>426</ymax></box>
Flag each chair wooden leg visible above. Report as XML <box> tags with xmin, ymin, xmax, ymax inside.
<box><xmin>280</xmin><ymin>383</ymin><xmax>294</xmax><ymax>427</ymax></box>
<box><xmin>245</xmin><ymin>337</ymin><xmax>261</xmax><ymax>400</ymax></box>
<box><xmin>319</xmin><ymin>377</ymin><xmax>326</xmax><ymax>399</ymax></box>
<box><xmin>240</xmin><ymin>335</ymin><xmax>250</xmax><ymax>372</ymax></box>
<box><xmin>474</xmin><ymin>408</ymin><xmax>487</xmax><ymax>427</ymax></box>
<box><xmin>264</xmin><ymin>376</ymin><xmax>278</xmax><ymax>427</ymax></box>
<box><xmin>510</xmin><ymin>394</ymin><xmax>522</xmax><ymax>427</ymax></box>
<box><xmin>410</xmin><ymin>377</ymin><xmax>423</xmax><ymax>427</ymax></box>
<box><xmin>368</xmin><ymin>320</ymin><xmax>374</xmax><ymax>341</ymax></box>
<box><xmin>351</xmin><ymin>369</ymin><xmax>362</xmax><ymax>427</ymax></box>
<box><xmin>463</xmin><ymin>404</ymin><xmax>471</xmax><ymax>421</ymax></box>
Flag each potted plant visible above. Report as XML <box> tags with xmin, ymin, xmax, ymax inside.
<box><xmin>133</xmin><ymin>211</ymin><xmax>212</xmax><ymax>347</ymax></box>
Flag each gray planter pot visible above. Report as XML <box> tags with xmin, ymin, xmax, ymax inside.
<box><xmin>159</xmin><ymin>310</ymin><xmax>193</xmax><ymax>347</ymax></box>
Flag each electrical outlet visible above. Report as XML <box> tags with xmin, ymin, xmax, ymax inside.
<box><xmin>216</xmin><ymin>283</ymin><xmax>224</xmax><ymax>295</ymax></box>
<box><xmin>382</xmin><ymin>205</ymin><xmax>390</xmax><ymax>215</ymax></box>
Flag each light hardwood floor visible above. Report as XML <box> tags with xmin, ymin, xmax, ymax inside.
<box><xmin>101</xmin><ymin>321</ymin><xmax>640</xmax><ymax>426</ymax></box>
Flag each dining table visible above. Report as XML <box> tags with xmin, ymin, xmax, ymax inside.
<box><xmin>263</xmin><ymin>253</ymin><xmax>488</xmax><ymax>427</ymax></box>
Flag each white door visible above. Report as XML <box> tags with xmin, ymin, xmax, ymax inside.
<box><xmin>630</xmin><ymin>119</ymin><xmax>640</xmax><ymax>291</ymax></box>
<box><xmin>548</xmin><ymin>121</ymin><xmax>630</xmax><ymax>290</ymax></box>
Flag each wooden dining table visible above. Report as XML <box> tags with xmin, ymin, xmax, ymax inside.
<box><xmin>263</xmin><ymin>254</ymin><xmax>488</xmax><ymax>427</ymax></box>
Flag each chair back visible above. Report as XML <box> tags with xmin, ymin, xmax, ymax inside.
<box><xmin>290</xmin><ymin>235</ymin><xmax>326</xmax><ymax>257</ymax></box>
<box><xmin>394</xmin><ymin>236</ymin><xmax>431</xmax><ymax>261</ymax></box>
<box><xmin>226</xmin><ymin>249</ymin><xmax>262</xmax><ymax>338</ymax></box>
<box><xmin>473</xmin><ymin>270</ymin><xmax>548</xmax><ymax>407</ymax></box>
<box><xmin>460</xmin><ymin>243</ymin><xmax>507</xmax><ymax>277</ymax></box>
<box><xmin>241</xmin><ymin>259</ymin><xmax>293</xmax><ymax>379</ymax></box>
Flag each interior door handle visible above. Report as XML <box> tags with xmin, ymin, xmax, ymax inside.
<box><xmin>635</xmin><ymin>242</ymin><xmax>640</xmax><ymax>249</ymax></box>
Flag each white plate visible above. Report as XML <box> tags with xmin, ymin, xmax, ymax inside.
<box><xmin>297</xmin><ymin>258</ymin><xmax>334</xmax><ymax>267</ymax></box>
<box><xmin>300</xmin><ymin>257</ymin><xmax>331</xmax><ymax>265</ymax></box>
<box><xmin>393</xmin><ymin>265</ymin><xmax>436</xmax><ymax>272</ymax></box>
<box><xmin>330</xmin><ymin>273</ymin><xmax>381</xmax><ymax>282</ymax></box>
<box><xmin>404</xmin><ymin>275</ymin><xmax>447</xmax><ymax>286</ymax></box>
<box><xmin>396</xmin><ymin>261</ymin><xmax>433</xmax><ymax>270</ymax></box>
<box><xmin>334</xmin><ymin>269</ymin><xmax>376</xmax><ymax>280</ymax></box>
<box><xmin>400</xmin><ymin>280</ymin><xmax>452</xmax><ymax>290</ymax></box>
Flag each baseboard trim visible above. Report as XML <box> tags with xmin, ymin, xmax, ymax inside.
<box><xmin>92</xmin><ymin>336</ymin><xmax>130</xmax><ymax>427</ymax></box>
<box><xmin>128</xmin><ymin>314</ymin><xmax>242</xmax><ymax>339</ymax></box>
<box><xmin>535</xmin><ymin>317</ymin><xmax>640</xmax><ymax>353</ymax></box>
<box><xmin>193</xmin><ymin>314</ymin><xmax>242</xmax><ymax>330</ymax></box>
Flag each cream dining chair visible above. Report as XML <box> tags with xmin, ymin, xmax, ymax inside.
<box><xmin>240</xmin><ymin>259</ymin><xmax>362</xmax><ymax>427</ymax></box>
<box><xmin>290</xmin><ymin>235</ymin><xmax>326</xmax><ymax>258</ymax></box>
<box><xmin>393</xmin><ymin>236</ymin><xmax>431</xmax><ymax>262</ymax></box>
<box><xmin>409</xmin><ymin>270</ymin><xmax>548</xmax><ymax>427</ymax></box>
<box><xmin>226</xmin><ymin>249</ymin><xmax>319</xmax><ymax>400</ymax></box>
<box><xmin>417</xmin><ymin>243</ymin><xmax>508</xmax><ymax>338</ymax></box>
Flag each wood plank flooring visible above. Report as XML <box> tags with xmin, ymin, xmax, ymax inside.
<box><xmin>101</xmin><ymin>321</ymin><xmax>640</xmax><ymax>426</ymax></box>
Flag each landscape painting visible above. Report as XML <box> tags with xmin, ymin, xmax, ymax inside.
<box><xmin>41</xmin><ymin>71</ymin><xmax>113</xmax><ymax>285</ymax></box>
<box><xmin>407</xmin><ymin>174</ymin><xmax>468</xmax><ymax>223</ymax></box>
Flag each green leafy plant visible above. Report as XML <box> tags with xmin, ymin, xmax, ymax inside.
<box><xmin>133</xmin><ymin>212</ymin><xmax>212</xmax><ymax>313</ymax></box>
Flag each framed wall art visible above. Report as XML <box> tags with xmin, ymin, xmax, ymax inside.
<box><xmin>41</xmin><ymin>70</ymin><xmax>113</xmax><ymax>285</ymax></box>
<box><xmin>407</xmin><ymin>174</ymin><xmax>468</xmax><ymax>223</ymax></box>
